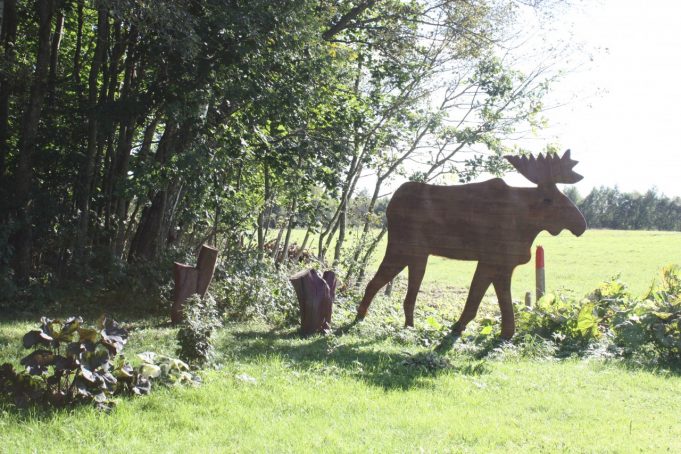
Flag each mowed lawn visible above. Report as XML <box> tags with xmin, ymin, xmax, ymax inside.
<box><xmin>1</xmin><ymin>322</ymin><xmax>681</xmax><ymax>453</ymax></box>
<box><xmin>2</xmin><ymin>229</ymin><xmax>681</xmax><ymax>452</ymax></box>
<box><xmin>295</xmin><ymin>229</ymin><xmax>681</xmax><ymax>297</ymax></box>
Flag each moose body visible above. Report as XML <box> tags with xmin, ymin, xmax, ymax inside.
<box><xmin>357</xmin><ymin>151</ymin><xmax>587</xmax><ymax>339</ymax></box>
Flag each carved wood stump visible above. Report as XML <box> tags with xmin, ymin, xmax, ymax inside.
<box><xmin>290</xmin><ymin>269</ymin><xmax>337</xmax><ymax>335</ymax></box>
<box><xmin>171</xmin><ymin>245</ymin><xmax>218</xmax><ymax>324</ymax></box>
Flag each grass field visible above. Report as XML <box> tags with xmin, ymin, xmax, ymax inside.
<box><xmin>297</xmin><ymin>229</ymin><xmax>681</xmax><ymax>297</ymax></box>
<box><xmin>2</xmin><ymin>321</ymin><xmax>681</xmax><ymax>453</ymax></box>
<box><xmin>2</xmin><ymin>229</ymin><xmax>681</xmax><ymax>452</ymax></box>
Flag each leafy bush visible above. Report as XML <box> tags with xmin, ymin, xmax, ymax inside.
<box><xmin>177</xmin><ymin>294</ymin><xmax>221</xmax><ymax>365</ymax></box>
<box><xmin>0</xmin><ymin>316</ymin><xmax>204</xmax><ymax>410</ymax></box>
<box><xmin>467</xmin><ymin>264</ymin><xmax>681</xmax><ymax>364</ymax></box>
<box><xmin>611</xmin><ymin>265</ymin><xmax>681</xmax><ymax>361</ymax></box>
<box><xmin>0</xmin><ymin>316</ymin><xmax>149</xmax><ymax>410</ymax></box>
<box><xmin>212</xmin><ymin>252</ymin><xmax>297</xmax><ymax>324</ymax></box>
<box><xmin>137</xmin><ymin>352</ymin><xmax>201</xmax><ymax>386</ymax></box>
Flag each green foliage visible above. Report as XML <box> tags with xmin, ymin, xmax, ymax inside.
<box><xmin>177</xmin><ymin>294</ymin><xmax>221</xmax><ymax>365</ymax></box>
<box><xmin>400</xmin><ymin>351</ymin><xmax>452</xmax><ymax>375</ymax></box>
<box><xmin>3</xmin><ymin>320</ymin><xmax>681</xmax><ymax>451</ymax></box>
<box><xmin>579</xmin><ymin>186</ymin><xmax>681</xmax><ymax>231</ymax></box>
<box><xmin>0</xmin><ymin>316</ymin><xmax>148</xmax><ymax>410</ymax></box>
<box><xmin>137</xmin><ymin>352</ymin><xmax>201</xmax><ymax>387</ymax></box>
<box><xmin>0</xmin><ymin>0</ymin><xmax>569</xmax><ymax>303</ymax></box>
<box><xmin>212</xmin><ymin>254</ymin><xmax>297</xmax><ymax>325</ymax></box>
<box><xmin>466</xmin><ymin>265</ymin><xmax>681</xmax><ymax>364</ymax></box>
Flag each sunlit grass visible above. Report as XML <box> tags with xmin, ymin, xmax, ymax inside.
<box><xmin>287</xmin><ymin>229</ymin><xmax>681</xmax><ymax>297</ymax></box>
<box><xmin>2</xmin><ymin>229</ymin><xmax>681</xmax><ymax>451</ymax></box>
<box><xmin>1</xmin><ymin>320</ymin><xmax>680</xmax><ymax>452</ymax></box>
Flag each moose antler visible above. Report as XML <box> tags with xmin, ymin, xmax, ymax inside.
<box><xmin>504</xmin><ymin>150</ymin><xmax>583</xmax><ymax>185</ymax></box>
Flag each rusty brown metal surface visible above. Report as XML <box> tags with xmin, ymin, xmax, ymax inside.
<box><xmin>290</xmin><ymin>269</ymin><xmax>337</xmax><ymax>335</ymax></box>
<box><xmin>171</xmin><ymin>244</ymin><xmax>218</xmax><ymax>324</ymax></box>
<box><xmin>357</xmin><ymin>151</ymin><xmax>586</xmax><ymax>339</ymax></box>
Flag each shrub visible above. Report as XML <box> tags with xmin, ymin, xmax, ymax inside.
<box><xmin>137</xmin><ymin>352</ymin><xmax>201</xmax><ymax>386</ymax></box>
<box><xmin>177</xmin><ymin>293</ymin><xmax>221</xmax><ymax>365</ymax></box>
<box><xmin>0</xmin><ymin>316</ymin><xmax>149</xmax><ymax>410</ymax></box>
<box><xmin>468</xmin><ymin>264</ymin><xmax>681</xmax><ymax>364</ymax></box>
<box><xmin>611</xmin><ymin>264</ymin><xmax>681</xmax><ymax>361</ymax></box>
<box><xmin>212</xmin><ymin>252</ymin><xmax>297</xmax><ymax>325</ymax></box>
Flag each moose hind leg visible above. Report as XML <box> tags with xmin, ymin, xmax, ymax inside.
<box><xmin>453</xmin><ymin>263</ymin><xmax>493</xmax><ymax>334</ymax></box>
<box><xmin>404</xmin><ymin>256</ymin><xmax>427</xmax><ymax>327</ymax></box>
<box><xmin>492</xmin><ymin>271</ymin><xmax>515</xmax><ymax>339</ymax></box>
<box><xmin>357</xmin><ymin>257</ymin><xmax>405</xmax><ymax>319</ymax></box>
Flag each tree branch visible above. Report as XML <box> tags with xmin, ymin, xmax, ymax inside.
<box><xmin>322</xmin><ymin>0</ymin><xmax>379</xmax><ymax>41</ymax></box>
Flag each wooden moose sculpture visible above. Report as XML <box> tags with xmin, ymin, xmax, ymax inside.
<box><xmin>356</xmin><ymin>150</ymin><xmax>587</xmax><ymax>339</ymax></box>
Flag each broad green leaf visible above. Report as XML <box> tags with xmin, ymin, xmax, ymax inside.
<box><xmin>426</xmin><ymin>316</ymin><xmax>442</xmax><ymax>330</ymax></box>
<box><xmin>22</xmin><ymin>330</ymin><xmax>53</xmax><ymax>349</ymax></box>
<box><xmin>139</xmin><ymin>364</ymin><xmax>162</xmax><ymax>379</ymax></box>
<box><xmin>480</xmin><ymin>325</ymin><xmax>493</xmax><ymax>336</ymax></box>
<box><xmin>77</xmin><ymin>327</ymin><xmax>98</xmax><ymax>343</ymax></box>
<box><xmin>577</xmin><ymin>303</ymin><xmax>599</xmax><ymax>337</ymax></box>
<box><xmin>652</xmin><ymin>312</ymin><xmax>674</xmax><ymax>321</ymax></box>
<box><xmin>20</xmin><ymin>349</ymin><xmax>56</xmax><ymax>368</ymax></box>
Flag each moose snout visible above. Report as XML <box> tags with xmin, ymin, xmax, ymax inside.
<box><xmin>569</xmin><ymin>213</ymin><xmax>587</xmax><ymax>237</ymax></box>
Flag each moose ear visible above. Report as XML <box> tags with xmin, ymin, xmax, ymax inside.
<box><xmin>504</xmin><ymin>150</ymin><xmax>583</xmax><ymax>185</ymax></box>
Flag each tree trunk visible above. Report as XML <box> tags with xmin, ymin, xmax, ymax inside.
<box><xmin>135</xmin><ymin>113</ymin><xmax>159</xmax><ymax>166</ymax></box>
<box><xmin>270</xmin><ymin>219</ymin><xmax>285</xmax><ymax>261</ymax></box>
<box><xmin>293</xmin><ymin>227</ymin><xmax>312</xmax><ymax>262</ymax></box>
<box><xmin>0</xmin><ymin>0</ymin><xmax>17</xmax><ymax>182</ymax></box>
<box><xmin>128</xmin><ymin>120</ymin><xmax>195</xmax><ymax>262</ymax></box>
<box><xmin>354</xmin><ymin>226</ymin><xmax>387</xmax><ymax>285</ymax></box>
<box><xmin>129</xmin><ymin>190</ymin><xmax>168</xmax><ymax>262</ymax></box>
<box><xmin>257</xmin><ymin>161</ymin><xmax>271</xmax><ymax>258</ymax></box>
<box><xmin>11</xmin><ymin>0</ymin><xmax>56</xmax><ymax>283</ymax></box>
<box><xmin>319</xmin><ymin>53</ymin><xmax>365</xmax><ymax>262</ymax></box>
<box><xmin>332</xmin><ymin>200</ymin><xmax>346</xmax><ymax>267</ymax></box>
<box><xmin>72</xmin><ymin>0</ymin><xmax>83</xmax><ymax>88</ymax></box>
<box><xmin>111</xmin><ymin>34</ymin><xmax>141</xmax><ymax>256</ymax></box>
<box><xmin>47</xmin><ymin>7</ymin><xmax>64</xmax><ymax>99</ymax></box>
<box><xmin>281</xmin><ymin>197</ymin><xmax>297</xmax><ymax>263</ymax></box>
<box><xmin>74</xmin><ymin>5</ymin><xmax>107</xmax><ymax>259</ymax></box>
<box><xmin>345</xmin><ymin>175</ymin><xmax>383</xmax><ymax>281</ymax></box>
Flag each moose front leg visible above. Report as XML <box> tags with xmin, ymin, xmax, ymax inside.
<box><xmin>452</xmin><ymin>263</ymin><xmax>493</xmax><ymax>335</ymax></box>
<box><xmin>492</xmin><ymin>269</ymin><xmax>515</xmax><ymax>339</ymax></box>
<box><xmin>357</xmin><ymin>256</ymin><xmax>406</xmax><ymax>320</ymax></box>
<box><xmin>404</xmin><ymin>256</ymin><xmax>428</xmax><ymax>327</ymax></box>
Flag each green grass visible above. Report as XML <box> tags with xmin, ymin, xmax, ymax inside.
<box><xmin>1</xmin><ymin>319</ymin><xmax>680</xmax><ymax>452</ymax></box>
<box><xmin>2</xmin><ymin>229</ymin><xmax>681</xmax><ymax>452</ymax></box>
<box><xmin>294</xmin><ymin>228</ymin><xmax>681</xmax><ymax>297</ymax></box>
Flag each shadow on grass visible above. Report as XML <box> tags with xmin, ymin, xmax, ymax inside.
<box><xmin>223</xmin><ymin>321</ymin><xmax>489</xmax><ymax>391</ymax></box>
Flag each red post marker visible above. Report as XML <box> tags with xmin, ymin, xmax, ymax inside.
<box><xmin>535</xmin><ymin>245</ymin><xmax>545</xmax><ymax>301</ymax></box>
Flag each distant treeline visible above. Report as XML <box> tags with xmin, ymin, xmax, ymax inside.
<box><xmin>565</xmin><ymin>187</ymin><xmax>681</xmax><ymax>231</ymax></box>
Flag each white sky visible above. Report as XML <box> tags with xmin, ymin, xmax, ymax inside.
<box><xmin>358</xmin><ymin>0</ymin><xmax>681</xmax><ymax>199</ymax></box>
<box><xmin>519</xmin><ymin>0</ymin><xmax>681</xmax><ymax>198</ymax></box>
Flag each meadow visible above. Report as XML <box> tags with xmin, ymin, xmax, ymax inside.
<box><xmin>300</xmin><ymin>228</ymin><xmax>681</xmax><ymax>297</ymax></box>
<box><xmin>1</xmin><ymin>229</ymin><xmax>681</xmax><ymax>452</ymax></box>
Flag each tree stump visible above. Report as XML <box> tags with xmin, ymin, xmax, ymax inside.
<box><xmin>290</xmin><ymin>269</ymin><xmax>337</xmax><ymax>335</ymax></box>
<box><xmin>171</xmin><ymin>245</ymin><xmax>218</xmax><ymax>324</ymax></box>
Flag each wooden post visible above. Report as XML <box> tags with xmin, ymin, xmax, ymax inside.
<box><xmin>535</xmin><ymin>245</ymin><xmax>545</xmax><ymax>302</ymax></box>
<box><xmin>171</xmin><ymin>244</ymin><xmax>218</xmax><ymax>324</ymax></box>
<box><xmin>290</xmin><ymin>269</ymin><xmax>337</xmax><ymax>335</ymax></box>
<box><xmin>524</xmin><ymin>291</ymin><xmax>532</xmax><ymax>307</ymax></box>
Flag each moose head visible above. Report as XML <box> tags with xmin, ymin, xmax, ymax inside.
<box><xmin>505</xmin><ymin>150</ymin><xmax>587</xmax><ymax>237</ymax></box>
<box><xmin>357</xmin><ymin>150</ymin><xmax>586</xmax><ymax>339</ymax></box>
